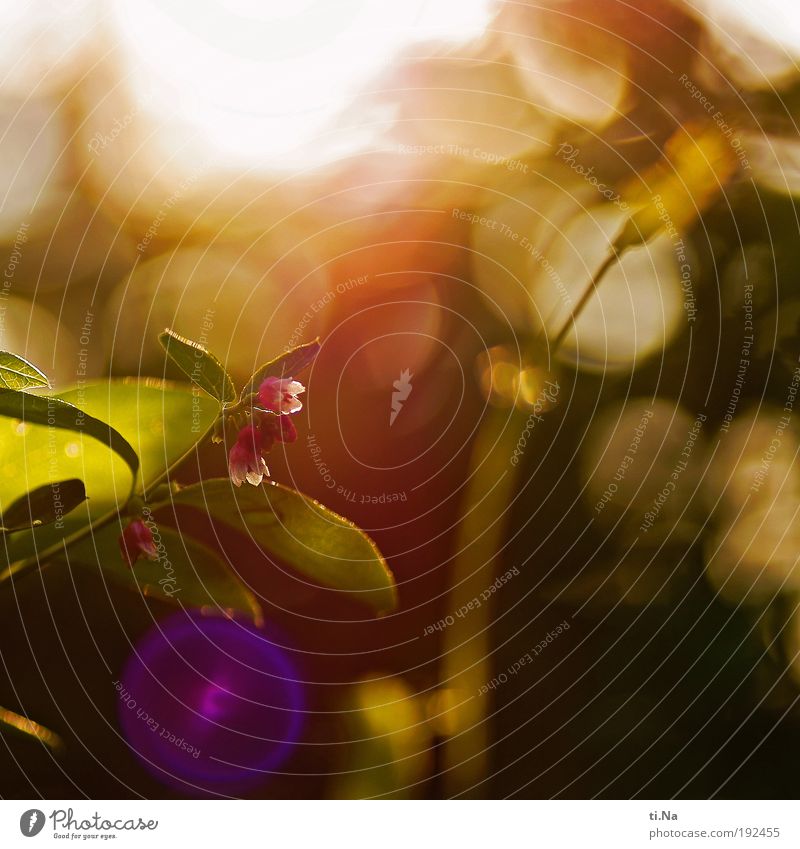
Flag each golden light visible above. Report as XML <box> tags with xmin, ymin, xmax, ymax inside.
<box><xmin>110</xmin><ymin>0</ymin><xmax>495</xmax><ymax>169</ymax></box>
<box><xmin>518</xmin><ymin>365</ymin><xmax>559</xmax><ymax>412</ymax></box>
<box><xmin>475</xmin><ymin>345</ymin><xmax>520</xmax><ymax>406</ymax></box>
<box><xmin>0</xmin><ymin>0</ymin><xmax>97</xmax><ymax>97</ymax></box>
<box><xmin>704</xmin><ymin>406</ymin><xmax>800</xmax><ymax>604</ymax></box>
<box><xmin>694</xmin><ymin>0</ymin><xmax>800</xmax><ymax>55</ymax></box>
<box><xmin>424</xmin><ymin>688</ymin><xmax>467</xmax><ymax>738</ymax></box>
<box><xmin>0</xmin><ymin>96</ymin><xmax>67</xmax><ymax>239</ymax></box>
<box><xmin>335</xmin><ymin>675</ymin><xmax>434</xmax><ymax>798</ymax></box>
<box><xmin>501</xmin><ymin>0</ymin><xmax>627</xmax><ymax>127</ymax></box>
<box><xmin>0</xmin><ymin>705</ymin><xmax>63</xmax><ymax>752</ymax></box>
<box><xmin>532</xmin><ymin>204</ymin><xmax>685</xmax><ymax>373</ymax></box>
<box><xmin>691</xmin><ymin>0</ymin><xmax>800</xmax><ymax>85</ymax></box>
<box><xmin>105</xmin><ymin>244</ymin><xmax>330</xmax><ymax>380</ymax></box>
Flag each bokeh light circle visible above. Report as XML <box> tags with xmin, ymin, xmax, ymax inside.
<box><xmin>118</xmin><ymin>611</ymin><xmax>305</xmax><ymax>795</ymax></box>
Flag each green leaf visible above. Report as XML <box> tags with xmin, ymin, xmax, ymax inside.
<box><xmin>159</xmin><ymin>328</ymin><xmax>236</xmax><ymax>404</ymax></box>
<box><xmin>0</xmin><ymin>351</ymin><xmax>49</xmax><ymax>391</ymax></box>
<box><xmin>1</xmin><ymin>380</ymin><xmax>219</xmax><ymax>571</ymax></box>
<box><xmin>56</xmin><ymin>380</ymin><xmax>220</xmax><ymax>494</ymax></box>
<box><xmin>0</xmin><ymin>479</ymin><xmax>86</xmax><ymax>533</ymax></box>
<box><xmin>64</xmin><ymin>520</ymin><xmax>261</xmax><ymax>622</ymax></box>
<box><xmin>241</xmin><ymin>339</ymin><xmax>320</xmax><ymax>400</ymax></box>
<box><xmin>155</xmin><ymin>478</ymin><xmax>397</xmax><ymax>613</ymax></box>
<box><xmin>0</xmin><ymin>389</ymin><xmax>139</xmax><ymax>486</ymax></box>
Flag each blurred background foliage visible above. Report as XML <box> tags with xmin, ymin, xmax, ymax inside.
<box><xmin>2</xmin><ymin>0</ymin><xmax>800</xmax><ymax>798</ymax></box>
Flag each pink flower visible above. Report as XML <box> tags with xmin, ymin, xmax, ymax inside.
<box><xmin>119</xmin><ymin>519</ymin><xmax>158</xmax><ymax>569</ymax></box>
<box><xmin>228</xmin><ymin>423</ymin><xmax>269</xmax><ymax>487</ymax></box>
<box><xmin>261</xmin><ymin>414</ymin><xmax>298</xmax><ymax>451</ymax></box>
<box><xmin>258</xmin><ymin>376</ymin><xmax>305</xmax><ymax>415</ymax></box>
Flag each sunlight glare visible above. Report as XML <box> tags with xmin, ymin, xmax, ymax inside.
<box><xmin>694</xmin><ymin>0</ymin><xmax>800</xmax><ymax>54</ymax></box>
<box><xmin>111</xmin><ymin>0</ymin><xmax>494</xmax><ymax>169</ymax></box>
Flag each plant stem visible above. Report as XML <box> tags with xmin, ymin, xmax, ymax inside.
<box><xmin>549</xmin><ymin>248</ymin><xmax>622</xmax><ymax>353</ymax></box>
<box><xmin>441</xmin><ymin>406</ymin><xmax>526</xmax><ymax>797</ymax></box>
<box><xmin>439</xmin><ymin>240</ymin><xmax>627</xmax><ymax>793</ymax></box>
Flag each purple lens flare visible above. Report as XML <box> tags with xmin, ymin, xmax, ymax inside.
<box><xmin>118</xmin><ymin>610</ymin><xmax>305</xmax><ymax>795</ymax></box>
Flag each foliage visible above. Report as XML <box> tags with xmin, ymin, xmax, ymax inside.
<box><xmin>0</xmin><ymin>342</ymin><xmax>395</xmax><ymax>623</ymax></box>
